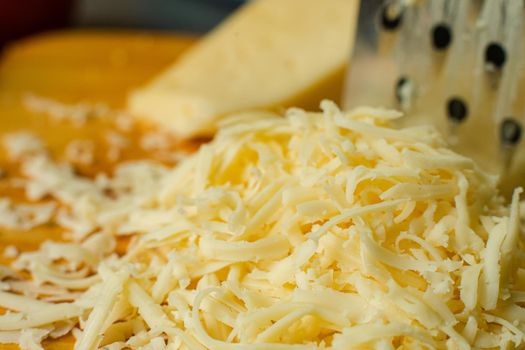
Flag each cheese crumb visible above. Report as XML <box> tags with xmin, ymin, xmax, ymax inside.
<box><xmin>23</xmin><ymin>94</ymin><xmax>109</xmax><ymax>127</ymax></box>
<box><xmin>3</xmin><ymin>245</ymin><xmax>18</xmax><ymax>259</ymax></box>
<box><xmin>2</xmin><ymin>132</ymin><xmax>46</xmax><ymax>161</ymax></box>
<box><xmin>140</xmin><ymin>132</ymin><xmax>171</xmax><ymax>151</ymax></box>
<box><xmin>64</xmin><ymin>140</ymin><xmax>95</xmax><ymax>166</ymax></box>
<box><xmin>0</xmin><ymin>197</ymin><xmax>55</xmax><ymax>230</ymax></box>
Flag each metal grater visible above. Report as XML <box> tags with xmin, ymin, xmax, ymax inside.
<box><xmin>343</xmin><ymin>0</ymin><xmax>525</xmax><ymax>196</ymax></box>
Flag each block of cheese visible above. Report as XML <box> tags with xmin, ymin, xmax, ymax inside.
<box><xmin>128</xmin><ymin>0</ymin><xmax>359</xmax><ymax>138</ymax></box>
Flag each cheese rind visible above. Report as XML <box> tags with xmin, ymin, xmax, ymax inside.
<box><xmin>129</xmin><ymin>0</ymin><xmax>358</xmax><ymax>137</ymax></box>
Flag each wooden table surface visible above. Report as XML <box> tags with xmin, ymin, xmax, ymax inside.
<box><xmin>0</xmin><ymin>30</ymin><xmax>197</xmax><ymax>350</ymax></box>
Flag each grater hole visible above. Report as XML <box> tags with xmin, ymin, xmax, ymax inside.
<box><xmin>380</xmin><ymin>4</ymin><xmax>403</xmax><ymax>31</ymax></box>
<box><xmin>395</xmin><ymin>76</ymin><xmax>408</xmax><ymax>102</ymax></box>
<box><xmin>431</xmin><ymin>23</ymin><xmax>452</xmax><ymax>50</ymax></box>
<box><xmin>485</xmin><ymin>42</ymin><xmax>506</xmax><ymax>69</ymax></box>
<box><xmin>446</xmin><ymin>97</ymin><xmax>468</xmax><ymax>123</ymax></box>
<box><xmin>500</xmin><ymin>118</ymin><xmax>522</xmax><ymax>146</ymax></box>
<box><xmin>395</xmin><ymin>76</ymin><xmax>414</xmax><ymax>110</ymax></box>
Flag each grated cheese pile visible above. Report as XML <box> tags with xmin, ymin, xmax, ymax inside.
<box><xmin>1</xmin><ymin>101</ymin><xmax>525</xmax><ymax>349</ymax></box>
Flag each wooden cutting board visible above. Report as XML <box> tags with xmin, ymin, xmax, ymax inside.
<box><xmin>0</xmin><ymin>30</ymin><xmax>197</xmax><ymax>350</ymax></box>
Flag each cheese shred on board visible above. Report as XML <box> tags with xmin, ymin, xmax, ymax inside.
<box><xmin>1</xmin><ymin>101</ymin><xmax>525</xmax><ymax>349</ymax></box>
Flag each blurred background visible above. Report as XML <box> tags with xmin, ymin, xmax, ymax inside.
<box><xmin>0</xmin><ymin>0</ymin><xmax>245</xmax><ymax>51</ymax></box>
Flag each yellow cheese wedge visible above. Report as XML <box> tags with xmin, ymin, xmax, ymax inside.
<box><xmin>128</xmin><ymin>0</ymin><xmax>359</xmax><ymax>138</ymax></box>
